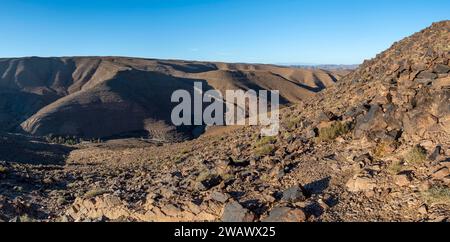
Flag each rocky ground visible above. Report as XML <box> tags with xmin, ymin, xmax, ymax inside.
<box><xmin>0</xmin><ymin>21</ymin><xmax>449</xmax><ymax>222</ymax></box>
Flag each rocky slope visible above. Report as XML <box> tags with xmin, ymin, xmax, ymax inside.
<box><xmin>0</xmin><ymin>21</ymin><xmax>449</xmax><ymax>222</ymax></box>
<box><xmin>0</xmin><ymin>57</ymin><xmax>343</xmax><ymax>141</ymax></box>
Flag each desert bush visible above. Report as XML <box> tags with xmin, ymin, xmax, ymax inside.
<box><xmin>404</xmin><ymin>145</ymin><xmax>427</xmax><ymax>164</ymax></box>
<box><xmin>196</xmin><ymin>170</ymin><xmax>218</xmax><ymax>182</ymax></box>
<box><xmin>423</xmin><ymin>185</ymin><xmax>450</xmax><ymax>205</ymax></box>
<box><xmin>255</xmin><ymin>136</ymin><xmax>277</xmax><ymax>147</ymax></box>
<box><xmin>254</xmin><ymin>144</ymin><xmax>275</xmax><ymax>157</ymax></box>
<box><xmin>373</xmin><ymin>140</ymin><xmax>399</xmax><ymax>158</ymax></box>
<box><xmin>387</xmin><ymin>161</ymin><xmax>404</xmax><ymax>174</ymax></box>
<box><xmin>285</xmin><ymin>117</ymin><xmax>301</xmax><ymax>130</ymax></box>
<box><xmin>84</xmin><ymin>188</ymin><xmax>108</xmax><ymax>199</ymax></box>
<box><xmin>45</xmin><ymin>134</ymin><xmax>80</xmax><ymax>145</ymax></box>
<box><xmin>317</xmin><ymin>121</ymin><xmax>351</xmax><ymax>141</ymax></box>
<box><xmin>19</xmin><ymin>214</ymin><xmax>35</xmax><ymax>222</ymax></box>
<box><xmin>0</xmin><ymin>165</ymin><xmax>8</xmax><ymax>174</ymax></box>
<box><xmin>282</xmin><ymin>132</ymin><xmax>294</xmax><ymax>142</ymax></box>
<box><xmin>180</xmin><ymin>149</ymin><xmax>190</xmax><ymax>155</ymax></box>
<box><xmin>253</xmin><ymin>136</ymin><xmax>277</xmax><ymax>157</ymax></box>
<box><xmin>221</xmin><ymin>173</ymin><xmax>235</xmax><ymax>182</ymax></box>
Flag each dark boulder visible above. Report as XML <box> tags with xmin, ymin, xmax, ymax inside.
<box><xmin>221</xmin><ymin>201</ymin><xmax>255</xmax><ymax>222</ymax></box>
<box><xmin>281</xmin><ymin>185</ymin><xmax>307</xmax><ymax>203</ymax></box>
<box><xmin>262</xmin><ymin>207</ymin><xmax>306</xmax><ymax>222</ymax></box>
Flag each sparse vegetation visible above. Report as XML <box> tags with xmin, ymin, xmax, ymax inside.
<box><xmin>404</xmin><ymin>145</ymin><xmax>428</xmax><ymax>164</ymax></box>
<box><xmin>84</xmin><ymin>188</ymin><xmax>108</xmax><ymax>199</ymax></box>
<box><xmin>252</xmin><ymin>136</ymin><xmax>277</xmax><ymax>157</ymax></box>
<box><xmin>260</xmin><ymin>173</ymin><xmax>271</xmax><ymax>182</ymax></box>
<box><xmin>45</xmin><ymin>134</ymin><xmax>80</xmax><ymax>145</ymax></box>
<box><xmin>387</xmin><ymin>160</ymin><xmax>404</xmax><ymax>174</ymax></box>
<box><xmin>196</xmin><ymin>170</ymin><xmax>219</xmax><ymax>183</ymax></box>
<box><xmin>0</xmin><ymin>165</ymin><xmax>8</xmax><ymax>174</ymax></box>
<box><xmin>180</xmin><ymin>149</ymin><xmax>190</xmax><ymax>155</ymax></box>
<box><xmin>255</xmin><ymin>136</ymin><xmax>277</xmax><ymax>147</ymax></box>
<box><xmin>173</xmin><ymin>149</ymin><xmax>191</xmax><ymax>164</ymax></box>
<box><xmin>373</xmin><ymin>140</ymin><xmax>399</xmax><ymax>158</ymax></box>
<box><xmin>229</xmin><ymin>158</ymin><xmax>248</xmax><ymax>166</ymax></box>
<box><xmin>19</xmin><ymin>214</ymin><xmax>35</xmax><ymax>222</ymax></box>
<box><xmin>316</xmin><ymin>121</ymin><xmax>352</xmax><ymax>142</ymax></box>
<box><xmin>254</xmin><ymin>144</ymin><xmax>276</xmax><ymax>157</ymax></box>
<box><xmin>286</xmin><ymin>117</ymin><xmax>301</xmax><ymax>130</ymax></box>
<box><xmin>283</xmin><ymin>132</ymin><xmax>294</xmax><ymax>142</ymax></box>
<box><xmin>221</xmin><ymin>173</ymin><xmax>235</xmax><ymax>182</ymax></box>
<box><xmin>57</xmin><ymin>196</ymin><xmax>68</xmax><ymax>206</ymax></box>
<box><xmin>44</xmin><ymin>134</ymin><xmax>102</xmax><ymax>145</ymax></box>
<box><xmin>422</xmin><ymin>185</ymin><xmax>450</xmax><ymax>205</ymax></box>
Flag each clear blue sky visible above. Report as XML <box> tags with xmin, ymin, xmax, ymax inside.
<box><xmin>0</xmin><ymin>0</ymin><xmax>449</xmax><ymax>64</ymax></box>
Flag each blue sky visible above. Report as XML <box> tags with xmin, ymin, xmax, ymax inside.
<box><xmin>0</xmin><ymin>0</ymin><xmax>449</xmax><ymax>64</ymax></box>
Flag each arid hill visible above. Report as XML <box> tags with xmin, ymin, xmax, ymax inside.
<box><xmin>0</xmin><ymin>57</ymin><xmax>345</xmax><ymax>140</ymax></box>
<box><xmin>0</xmin><ymin>21</ymin><xmax>448</xmax><ymax>222</ymax></box>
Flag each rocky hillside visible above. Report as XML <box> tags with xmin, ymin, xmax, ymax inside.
<box><xmin>0</xmin><ymin>57</ymin><xmax>344</xmax><ymax>141</ymax></box>
<box><xmin>0</xmin><ymin>21</ymin><xmax>449</xmax><ymax>222</ymax></box>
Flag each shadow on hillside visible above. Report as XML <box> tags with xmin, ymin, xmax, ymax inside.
<box><xmin>0</xmin><ymin>133</ymin><xmax>74</xmax><ymax>165</ymax></box>
<box><xmin>0</xmin><ymin>133</ymin><xmax>75</xmax><ymax>220</ymax></box>
<box><xmin>304</xmin><ymin>176</ymin><xmax>331</xmax><ymax>195</ymax></box>
<box><xmin>303</xmin><ymin>177</ymin><xmax>339</xmax><ymax>218</ymax></box>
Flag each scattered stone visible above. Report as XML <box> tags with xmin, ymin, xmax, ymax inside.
<box><xmin>304</xmin><ymin>128</ymin><xmax>317</xmax><ymax>139</ymax></box>
<box><xmin>58</xmin><ymin>215</ymin><xmax>72</xmax><ymax>222</ymax></box>
<box><xmin>429</xmin><ymin>146</ymin><xmax>442</xmax><ymax>161</ymax></box>
<box><xmin>394</xmin><ymin>171</ymin><xmax>413</xmax><ymax>187</ymax></box>
<box><xmin>416</xmin><ymin>71</ymin><xmax>438</xmax><ymax>80</ymax></box>
<box><xmin>9</xmin><ymin>217</ymin><xmax>20</xmax><ymax>223</ymax></box>
<box><xmin>354</xmin><ymin>154</ymin><xmax>372</xmax><ymax>167</ymax></box>
<box><xmin>198</xmin><ymin>174</ymin><xmax>222</xmax><ymax>191</ymax></box>
<box><xmin>227</xmin><ymin>157</ymin><xmax>250</xmax><ymax>167</ymax></box>
<box><xmin>221</xmin><ymin>201</ymin><xmax>255</xmax><ymax>222</ymax></box>
<box><xmin>346</xmin><ymin>177</ymin><xmax>377</xmax><ymax>192</ymax></box>
<box><xmin>353</xmin><ymin>104</ymin><xmax>386</xmax><ymax>138</ymax></box>
<box><xmin>161</xmin><ymin>204</ymin><xmax>182</xmax><ymax>217</ymax></box>
<box><xmin>418</xmin><ymin>204</ymin><xmax>428</xmax><ymax>215</ymax></box>
<box><xmin>210</xmin><ymin>191</ymin><xmax>229</xmax><ymax>203</ymax></box>
<box><xmin>433</xmin><ymin>64</ymin><xmax>450</xmax><ymax>74</ymax></box>
<box><xmin>432</xmin><ymin>167</ymin><xmax>450</xmax><ymax>180</ymax></box>
<box><xmin>418</xmin><ymin>180</ymin><xmax>432</xmax><ymax>192</ymax></box>
<box><xmin>262</xmin><ymin>207</ymin><xmax>306</xmax><ymax>222</ymax></box>
<box><xmin>57</xmin><ymin>196</ymin><xmax>67</xmax><ymax>206</ymax></box>
<box><xmin>42</xmin><ymin>177</ymin><xmax>53</xmax><ymax>185</ymax></box>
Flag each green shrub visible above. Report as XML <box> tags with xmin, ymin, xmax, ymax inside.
<box><xmin>286</xmin><ymin>117</ymin><xmax>301</xmax><ymax>130</ymax></box>
<box><xmin>19</xmin><ymin>214</ymin><xmax>35</xmax><ymax>222</ymax></box>
<box><xmin>221</xmin><ymin>173</ymin><xmax>235</xmax><ymax>182</ymax></box>
<box><xmin>404</xmin><ymin>145</ymin><xmax>427</xmax><ymax>164</ymax></box>
<box><xmin>373</xmin><ymin>140</ymin><xmax>399</xmax><ymax>158</ymax></box>
<box><xmin>423</xmin><ymin>185</ymin><xmax>450</xmax><ymax>205</ymax></box>
<box><xmin>317</xmin><ymin>121</ymin><xmax>351</xmax><ymax>141</ymax></box>
<box><xmin>196</xmin><ymin>170</ymin><xmax>217</xmax><ymax>182</ymax></box>
<box><xmin>84</xmin><ymin>188</ymin><xmax>108</xmax><ymax>199</ymax></box>
<box><xmin>253</xmin><ymin>136</ymin><xmax>277</xmax><ymax>157</ymax></box>
<box><xmin>387</xmin><ymin>161</ymin><xmax>404</xmax><ymax>174</ymax></box>
<box><xmin>45</xmin><ymin>134</ymin><xmax>81</xmax><ymax>145</ymax></box>
<box><xmin>180</xmin><ymin>149</ymin><xmax>190</xmax><ymax>155</ymax></box>
<box><xmin>254</xmin><ymin>144</ymin><xmax>275</xmax><ymax>157</ymax></box>
<box><xmin>0</xmin><ymin>165</ymin><xmax>8</xmax><ymax>174</ymax></box>
<box><xmin>255</xmin><ymin>136</ymin><xmax>277</xmax><ymax>147</ymax></box>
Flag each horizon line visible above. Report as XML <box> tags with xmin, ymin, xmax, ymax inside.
<box><xmin>0</xmin><ymin>55</ymin><xmax>362</xmax><ymax>67</ymax></box>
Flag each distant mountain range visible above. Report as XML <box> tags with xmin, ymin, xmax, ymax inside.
<box><xmin>279</xmin><ymin>64</ymin><xmax>359</xmax><ymax>71</ymax></box>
